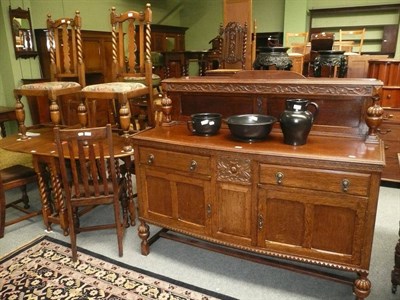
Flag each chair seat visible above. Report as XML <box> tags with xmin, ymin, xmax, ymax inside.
<box><xmin>19</xmin><ymin>81</ymin><xmax>81</xmax><ymax>91</ymax></box>
<box><xmin>81</xmin><ymin>82</ymin><xmax>146</xmax><ymax>93</ymax></box>
<box><xmin>1</xmin><ymin>165</ymin><xmax>36</xmax><ymax>184</ymax></box>
<box><xmin>123</xmin><ymin>73</ymin><xmax>161</xmax><ymax>87</ymax></box>
<box><xmin>71</xmin><ymin>178</ymin><xmax>124</xmax><ymax>199</ymax></box>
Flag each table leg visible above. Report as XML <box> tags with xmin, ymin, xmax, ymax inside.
<box><xmin>33</xmin><ymin>155</ymin><xmax>69</xmax><ymax>235</ymax></box>
<box><xmin>123</xmin><ymin>156</ymin><xmax>136</xmax><ymax>226</ymax></box>
<box><xmin>33</xmin><ymin>156</ymin><xmax>53</xmax><ymax>232</ymax></box>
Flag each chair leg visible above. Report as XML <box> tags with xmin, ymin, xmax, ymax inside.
<box><xmin>20</xmin><ymin>185</ymin><xmax>30</xmax><ymax>209</ymax></box>
<box><xmin>114</xmin><ymin>195</ymin><xmax>124</xmax><ymax>257</ymax></box>
<box><xmin>69</xmin><ymin>206</ymin><xmax>78</xmax><ymax>262</ymax></box>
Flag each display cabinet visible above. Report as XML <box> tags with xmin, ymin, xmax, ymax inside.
<box><xmin>368</xmin><ymin>59</ymin><xmax>400</xmax><ymax>182</ymax></box>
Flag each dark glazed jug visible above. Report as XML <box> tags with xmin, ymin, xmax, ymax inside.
<box><xmin>280</xmin><ymin>99</ymin><xmax>319</xmax><ymax>146</ymax></box>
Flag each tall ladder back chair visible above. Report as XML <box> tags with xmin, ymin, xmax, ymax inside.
<box><xmin>81</xmin><ymin>4</ymin><xmax>154</xmax><ymax>138</ymax></box>
<box><xmin>285</xmin><ymin>31</ymin><xmax>309</xmax><ymax>75</ymax></box>
<box><xmin>53</xmin><ymin>124</ymin><xmax>133</xmax><ymax>261</ymax></box>
<box><xmin>339</xmin><ymin>28</ymin><xmax>366</xmax><ymax>54</ymax></box>
<box><xmin>14</xmin><ymin>11</ymin><xmax>85</xmax><ymax>140</ymax></box>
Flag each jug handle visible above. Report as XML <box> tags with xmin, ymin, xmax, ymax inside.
<box><xmin>307</xmin><ymin>102</ymin><xmax>319</xmax><ymax>120</ymax></box>
<box><xmin>187</xmin><ymin>120</ymin><xmax>196</xmax><ymax>134</ymax></box>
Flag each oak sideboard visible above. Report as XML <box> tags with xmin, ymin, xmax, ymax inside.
<box><xmin>131</xmin><ymin>74</ymin><xmax>385</xmax><ymax>299</ymax></box>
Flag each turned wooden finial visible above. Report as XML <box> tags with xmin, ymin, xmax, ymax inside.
<box><xmin>365</xmin><ymin>92</ymin><xmax>384</xmax><ymax>144</ymax></box>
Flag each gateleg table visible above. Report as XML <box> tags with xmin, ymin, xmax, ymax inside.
<box><xmin>0</xmin><ymin>127</ymin><xmax>135</xmax><ymax>235</ymax></box>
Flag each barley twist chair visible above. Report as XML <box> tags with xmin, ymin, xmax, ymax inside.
<box><xmin>81</xmin><ymin>4</ymin><xmax>155</xmax><ymax>139</ymax></box>
<box><xmin>14</xmin><ymin>11</ymin><xmax>85</xmax><ymax>140</ymax></box>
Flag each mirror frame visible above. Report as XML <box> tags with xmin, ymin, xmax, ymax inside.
<box><xmin>9</xmin><ymin>6</ymin><xmax>38</xmax><ymax>59</ymax></box>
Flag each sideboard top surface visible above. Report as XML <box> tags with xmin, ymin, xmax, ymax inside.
<box><xmin>131</xmin><ymin>125</ymin><xmax>385</xmax><ymax>168</ymax></box>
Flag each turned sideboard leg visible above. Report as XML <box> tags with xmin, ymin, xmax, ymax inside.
<box><xmin>353</xmin><ymin>271</ymin><xmax>371</xmax><ymax>299</ymax></box>
<box><xmin>391</xmin><ymin>221</ymin><xmax>400</xmax><ymax>293</ymax></box>
<box><xmin>138</xmin><ymin>220</ymin><xmax>150</xmax><ymax>255</ymax></box>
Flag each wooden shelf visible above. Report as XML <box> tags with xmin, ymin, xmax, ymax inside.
<box><xmin>309</xmin><ymin>4</ymin><xmax>400</xmax><ymax>57</ymax></box>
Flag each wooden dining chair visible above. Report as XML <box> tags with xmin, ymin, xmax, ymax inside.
<box><xmin>285</xmin><ymin>31</ymin><xmax>309</xmax><ymax>55</ymax></box>
<box><xmin>205</xmin><ymin>21</ymin><xmax>248</xmax><ymax>75</ymax></box>
<box><xmin>339</xmin><ymin>28</ymin><xmax>366</xmax><ymax>54</ymax></box>
<box><xmin>0</xmin><ymin>163</ymin><xmax>40</xmax><ymax>238</ymax></box>
<box><xmin>81</xmin><ymin>4</ymin><xmax>155</xmax><ymax>133</ymax></box>
<box><xmin>54</xmin><ymin>124</ymin><xmax>132</xmax><ymax>261</ymax></box>
<box><xmin>14</xmin><ymin>11</ymin><xmax>85</xmax><ymax>140</ymax></box>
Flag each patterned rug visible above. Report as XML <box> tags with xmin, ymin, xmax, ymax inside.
<box><xmin>0</xmin><ymin>236</ymin><xmax>237</xmax><ymax>300</ymax></box>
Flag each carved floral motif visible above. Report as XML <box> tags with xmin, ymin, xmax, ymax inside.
<box><xmin>217</xmin><ymin>156</ymin><xmax>251</xmax><ymax>183</ymax></box>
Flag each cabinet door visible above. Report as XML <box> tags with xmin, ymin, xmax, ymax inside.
<box><xmin>152</xmin><ymin>32</ymin><xmax>165</xmax><ymax>52</ymax></box>
<box><xmin>213</xmin><ymin>155</ymin><xmax>255</xmax><ymax>246</ymax></box>
<box><xmin>257</xmin><ymin>186</ymin><xmax>367</xmax><ymax>266</ymax></box>
<box><xmin>139</xmin><ymin>167</ymin><xmax>212</xmax><ymax>236</ymax></box>
<box><xmin>213</xmin><ymin>182</ymin><xmax>253</xmax><ymax>246</ymax></box>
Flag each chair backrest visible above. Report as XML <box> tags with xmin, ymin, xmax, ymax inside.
<box><xmin>310</xmin><ymin>32</ymin><xmax>334</xmax><ymax>51</ymax></box>
<box><xmin>47</xmin><ymin>11</ymin><xmax>85</xmax><ymax>87</ymax></box>
<box><xmin>54</xmin><ymin>124</ymin><xmax>119</xmax><ymax>202</ymax></box>
<box><xmin>339</xmin><ymin>28</ymin><xmax>365</xmax><ymax>54</ymax></box>
<box><xmin>111</xmin><ymin>5</ymin><xmax>153</xmax><ymax>86</ymax></box>
<box><xmin>218</xmin><ymin>21</ymin><xmax>248</xmax><ymax>69</ymax></box>
<box><xmin>285</xmin><ymin>32</ymin><xmax>308</xmax><ymax>55</ymax></box>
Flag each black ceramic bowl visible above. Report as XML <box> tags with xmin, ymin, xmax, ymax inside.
<box><xmin>187</xmin><ymin>113</ymin><xmax>222</xmax><ymax>136</ymax></box>
<box><xmin>226</xmin><ymin>114</ymin><xmax>277</xmax><ymax>141</ymax></box>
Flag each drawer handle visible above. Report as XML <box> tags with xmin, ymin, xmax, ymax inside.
<box><xmin>189</xmin><ymin>160</ymin><xmax>197</xmax><ymax>171</ymax></box>
<box><xmin>258</xmin><ymin>214</ymin><xmax>264</xmax><ymax>229</ymax></box>
<box><xmin>377</xmin><ymin>128</ymin><xmax>392</xmax><ymax>135</ymax></box>
<box><xmin>147</xmin><ymin>154</ymin><xmax>154</xmax><ymax>165</ymax></box>
<box><xmin>342</xmin><ymin>179</ymin><xmax>350</xmax><ymax>192</ymax></box>
<box><xmin>207</xmin><ymin>204</ymin><xmax>211</xmax><ymax>216</ymax></box>
<box><xmin>383</xmin><ymin>114</ymin><xmax>394</xmax><ymax>120</ymax></box>
<box><xmin>275</xmin><ymin>172</ymin><xmax>284</xmax><ymax>184</ymax></box>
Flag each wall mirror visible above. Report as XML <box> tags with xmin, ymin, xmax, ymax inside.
<box><xmin>9</xmin><ymin>6</ymin><xmax>38</xmax><ymax>59</ymax></box>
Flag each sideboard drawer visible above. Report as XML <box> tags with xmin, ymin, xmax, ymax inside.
<box><xmin>139</xmin><ymin>147</ymin><xmax>211</xmax><ymax>175</ymax></box>
<box><xmin>259</xmin><ymin>164</ymin><xmax>371</xmax><ymax>196</ymax></box>
<box><xmin>381</xmin><ymin>87</ymin><xmax>400</xmax><ymax>108</ymax></box>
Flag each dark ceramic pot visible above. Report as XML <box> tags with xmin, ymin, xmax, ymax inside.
<box><xmin>279</xmin><ymin>99</ymin><xmax>319</xmax><ymax>146</ymax></box>
<box><xmin>187</xmin><ymin>113</ymin><xmax>222</xmax><ymax>136</ymax></box>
